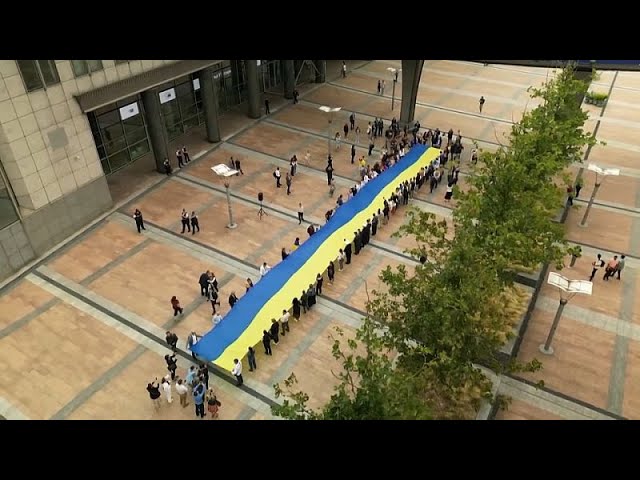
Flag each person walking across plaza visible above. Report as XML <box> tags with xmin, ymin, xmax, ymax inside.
<box><xmin>199</xmin><ymin>270</ymin><xmax>210</xmax><ymax>297</ymax></box>
<box><xmin>247</xmin><ymin>346</ymin><xmax>257</xmax><ymax>372</ymax></box>
<box><xmin>182</xmin><ymin>146</ymin><xmax>191</xmax><ymax>163</ymax></box>
<box><xmin>133</xmin><ymin>208</ymin><xmax>146</xmax><ymax>233</ymax></box>
<box><xmin>232</xmin><ymin>358</ymin><xmax>243</xmax><ymax>387</ymax></box>
<box><xmin>342</xmin><ymin>61</ymin><xmax>347</xmax><ymax>78</ymax></box>
<box><xmin>171</xmin><ymin>296</ymin><xmax>184</xmax><ymax>316</ymax></box>
<box><xmin>589</xmin><ymin>253</ymin><xmax>605</xmax><ymax>281</ymax></box>
<box><xmin>603</xmin><ymin>255</ymin><xmax>619</xmax><ymax>281</ymax></box>
<box><xmin>479</xmin><ymin>96</ymin><xmax>485</xmax><ymax>113</ymax></box>
<box><xmin>298</xmin><ymin>202</ymin><xmax>305</xmax><ymax>224</ymax></box>
<box><xmin>265</xmin><ymin>98</ymin><xmax>270</xmax><ymax>114</ymax></box>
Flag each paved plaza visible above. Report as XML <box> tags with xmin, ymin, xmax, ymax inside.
<box><xmin>0</xmin><ymin>60</ymin><xmax>638</xmax><ymax>420</ymax></box>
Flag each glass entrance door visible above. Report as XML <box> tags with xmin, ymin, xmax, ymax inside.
<box><xmin>261</xmin><ymin>60</ymin><xmax>282</xmax><ymax>92</ymax></box>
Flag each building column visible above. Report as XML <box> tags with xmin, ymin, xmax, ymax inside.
<box><xmin>314</xmin><ymin>60</ymin><xmax>326</xmax><ymax>83</ymax></box>
<box><xmin>141</xmin><ymin>88</ymin><xmax>169</xmax><ymax>173</ymax></box>
<box><xmin>282</xmin><ymin>60</ymin><xmax>295</xmax><ymax>99</ymax></box>
<box><xmin>399</xmin><ymin>60</ymin><xmax>424</xmax><ymax>129</ymax></box>
<box><xmin>245</xmin><ymin>60</ymin><xmax>261</xmax><ymax>118</ymax></box>
<box><xmin>199</xmin><ymin>67</ymin><xmax>221</xmax><ymax>143</ymax></box>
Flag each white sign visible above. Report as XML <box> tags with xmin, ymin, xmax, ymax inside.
<box><xmin>119</xmin><ymin>102</ymin><xmax>140</xmax><ymax>121</ymax></box>
<box><xmin>193</xmin><ymin>78</ymin><xmax>201</xmax><ymax>91</ymax></box>
<box><xmin>547</xmin><ymin>272</ymin><xmax>593</xmax><ymax>295</ymax></box>
<box><xmin>159</xmin><ymin>88</ymin><xmax>176</xmax><ymax>104</ymax></box>
<box><xmin>211</xmin><ymin>164</ymin><xmax>239</xmax><ymax>177</ymax></box>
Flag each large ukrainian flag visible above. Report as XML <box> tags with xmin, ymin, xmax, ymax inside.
<box><xmin>193</xmin><ymin>144</ymin><xmax>439</xmax><ymax>371</ymax></box>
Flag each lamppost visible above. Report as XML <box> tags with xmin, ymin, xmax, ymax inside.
<box><xmin>579</xmin><ymin>163</ymin><xmax>620</xmax><ymax>227</ymax></box>
<box><xmin>318</xmin><ymin>105</ymin><xmax>342</xmax><ymax>158</ymax></box>
<box><xmin>387</xmin><ymin>67</ymin><xmax>401</xmax><ymax>111</ymax></box>
<box><xmin>211</xmin><ymin>164</ymin><xmax>239</xmax><ymax>229</ymax></box>
<box><xmin>539</xmin><ymin>272</ymin><xmax>592</xmax><ymax>355</ymax></box>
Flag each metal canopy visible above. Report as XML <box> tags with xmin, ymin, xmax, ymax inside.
<box><xmin>74</xmin><ymin>60</ymin><xmax>222</xmax><ymax>113</ymax></box>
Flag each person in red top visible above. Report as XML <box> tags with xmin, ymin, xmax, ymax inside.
<box><xmin>171</xmin><ymin>296</ymin><xmax>184</xmax><ymax>316</ymax></box>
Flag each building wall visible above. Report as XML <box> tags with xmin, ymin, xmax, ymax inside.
<box><xmin>0</xmin><ymin>60</ymin><xmax>177</xmax><ymax>280</ymax></box>
<box><xmin>0</xmin><ymin>60</ymin><xmax>176</xmax><ymax>213</ymax></box>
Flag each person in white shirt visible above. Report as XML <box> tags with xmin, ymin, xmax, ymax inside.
<box><xmin>260</xmin><ymin>262</ymin><xmax>271</xmax><ymax>277</ymax></box>
<box><xmin>362</xmin><ymin>176</ymin><xmax>369</xmax><ymax>185</ymax></box>
<box><xmin>175</xmin><ymin>379</ymin><xmax>189</xmax><ymax>407</ymax></box>
<box><xmin>279</xmin><ymin>309</ymin><xmax>290</xmax><ymax>336</ymax></box>
<box><xmin>231</xmin><ymin>358</ymin><xmax>243</xmax><ymax>386</ymax></box>
<box><xmin>212</xmin><ymin>312</ymin><xmax>223</xmax><ymax>327</ymax></box>
<box><xmin>161</xmin><ymin>377</ymin><xmax>173</xmax><ymax>404</ymax></box>
<box><xmin>304</xmin><ymin>150</ymin><xmax>311</xmax><ymax>164</ymax></box>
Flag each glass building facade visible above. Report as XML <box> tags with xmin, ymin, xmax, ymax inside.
<box><xmin>88</xmin><ymin>61</ymin><xmax>285</xmax><ymax>176</ymax></box>
<box><xmin>88</xmin><ymin>96</ymin><xmax>151</xmax><ymax>175</ymax></box>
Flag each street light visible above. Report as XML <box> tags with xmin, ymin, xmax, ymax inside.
<box><xmin>318</xmin><ymin>105</ymin><xmax>342</xmax><ymax>159</ymax></box>
<box><xmin>211</xmin><ymin>164</ymin><xmax>239</xmax><ymax>229</ymax></box>
<box><xmin>539</xmin><ymin>272</ymin><xmax>592</xmax><ymax>355</ymax></box>
<box><xmin>387</xmin><ymin>67</ymin><xmax>401</xmax><ymax>111</ymax></box>
<box><xmin>579</xmin><ymin>163</ymin><xmax>620</xmax><ymax>227</ymax></box>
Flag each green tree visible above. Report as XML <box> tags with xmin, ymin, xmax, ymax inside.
<box><xmin>272</xmin><ymin>314</ymin><xmax>434</xmax><ymax>420</ymax></box>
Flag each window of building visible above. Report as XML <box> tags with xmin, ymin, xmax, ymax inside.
<box><xmin>159</xmin><ymin>76</ymin><xmax>205</xmax><ymax>141</ymax></box>
<box><xmin>0</xmin><ymin>163</ymin><xmax>20</xmax><ymax>229</ymax></box>
<box><xmin>71</xmin><ymin>60</ymin><xmax>104</xmax><ymax>77</ymax></box>
<box><xmin>88</xmin><ymin>96</ymin><xmax>151</xmax><ymax>176</ymax></box>
<box><xmin>16</xmin><ymin>60</ymin><xmax>60</xmax><ymax>92</ymax></box>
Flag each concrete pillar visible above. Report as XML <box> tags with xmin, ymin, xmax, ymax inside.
<box><xmin>314</xmin><ymin>60</ymin><xmax>326</xmax><ymax>83</ymax></box>
<box><xmin>141</xmin><ymin>88</ymin><xmax>169</xmax><ymax>173</ymax></box>
<box><xmin>245</xmin><ymin>60</ymin><xmax>261</xmax><ymax>118</ymax></box>
<box><xmin>399</xmin><ymin>60</ymin><xmax>424</xmax><ymax>129</ymax></box>
<box><xmin>282</xmin><ymin>60</ymin><xmax>295</xmax><ymax>99</ymax></box>
<box><xmin>199</xmin><ymin>67</ymin><xmax>221</xmax><ymax>143</ymax></box>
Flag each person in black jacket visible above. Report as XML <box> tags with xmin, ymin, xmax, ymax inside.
<box><xmin>133</xmin><ymin>209</ymin><xmax>146</xmax><ymax>233</ymax></box>
<box><xmin>228</xmin><ymin>291</ymin><xmax>238</xmax><ymax>308</ymax></box>
<box><xmin>327</xmin><ymin>261</ymin><xmax>335</xmax><ymax>284</ymax></box>
<box><xmin>316</xmin><ymin>273</ymin><xmax>324</xmax><ymax>296</ymax></box>
<box><xmin>199</xmin><ymin>271</ymin><xmax>210</xmax><ymax>297</ymax></box>
<box><xmin>262</xmin><ymin>330</ymin><xmax>272</xmax><ymax>355</ymax></box>
<box><xmin>147</xmin><ymin>380</ymin><xmax>162</xmax><ymax>409</ymax></box>
<box><xmin>300</xmin><ymin>290</ymin><xmax>308</xmax><ymax>314</ymax></box>
<box><xmin>269</xmin><ymin>319</ymin><xmax>280</xmax><ymax>345</ymax></box>
<box><xmin>344</xmin><ymin>240</ymin><xmax>353</xmax><ymax>265</ymax></box>
<box><xmin>371</xmin><ymin>214</ymin><xmax>379</xmax><ymax>236</ymax></box>
<box><xmin>165</xmin><ymin>331</ymin><xmax>178</xmax><ymax>352</ymax></box>
<box><xmin>165</xmin><ymin>353</ymin><xmax>178</xmax><ymax>380</ymax></box>
<box><xmin>292</xmin><ymin>297</ymin><xmax>301</xmax><ymax>321</ymax></box>
<box><xmin>354</xmin><ymin>230</ymin><xmax>362</xmax><ymax>255</ymax></box>
<box><xmin>247</xmin><ymin>347</ymin><xmax>257</xmax><ymax>372</ymax></box>
<box><xmin>306</xmin><ymin>284</ymin><xmax>317</xmax><ymax>308</ymax></box>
